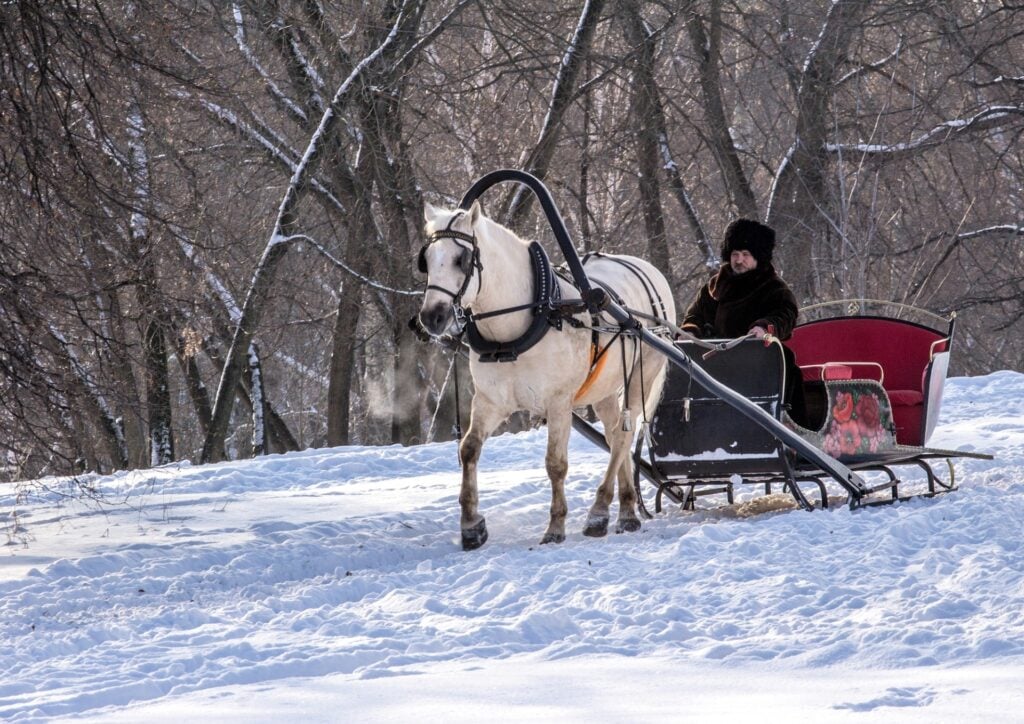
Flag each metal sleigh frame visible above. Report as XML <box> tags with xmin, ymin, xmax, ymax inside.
<box><xmin>455</xmin><ymin>170</ymin><xmax>991</xmax><ymax>515</ymax></box>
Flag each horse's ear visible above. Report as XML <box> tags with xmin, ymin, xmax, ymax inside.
<box><xmin>467</xmin><ymin>200</ymin><xmax>481</xmax><ymax>226</ymax></box>
<box><xmin>423</xmin><ymin>201</ymin><xmax>439</xmax><ymax>223</ymax></box>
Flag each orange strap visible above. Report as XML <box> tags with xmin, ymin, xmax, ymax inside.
<box><xmin>573</xmin><ymin>341</ymin><xmax>609</xmax><ymax>403</ymax></box>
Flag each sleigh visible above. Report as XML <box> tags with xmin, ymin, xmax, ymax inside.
<box><xmin>620</xmin><ymin>301</ymin><xmax>993</xmax><ymax>513</ymax></box>
<box><xmin>433</xmin><ymin>170</ymin><xmax>991</xmax><ymax>540</ymax></box>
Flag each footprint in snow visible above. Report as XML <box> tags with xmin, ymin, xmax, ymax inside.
<box><xmin>833</xmin><ymin>686</ymin><xmax>938</xmax><ymax>711</ymax></box>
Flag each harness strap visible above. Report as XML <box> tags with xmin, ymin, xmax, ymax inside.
<box><xmin>431</xmin><ymin>229</ymin><xmax>475</xmax><ymax>244</ymax></box>
<box><xmin>470</xmin><ymin>301</ymin><xmax>539</xmax><ymax>320</ymax></box>
<box><xmin>583</xmin><ymin>252</ymin><xmax>670</xmax><ymax>324</ymax></box>
<box><xmin>420</xmin><ymin>212</ymin><xmax>482</xmax><ymax>303</ymax></box>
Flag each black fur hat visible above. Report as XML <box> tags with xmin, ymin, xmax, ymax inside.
<box><xmin>720</xmin><ymin>218</ymin><xmax>776</xmax><ymax>266</ymax></box>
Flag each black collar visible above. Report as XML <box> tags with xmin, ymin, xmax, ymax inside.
<box><xmin>464</xmin><ymin>241</ymin><xmax>563</xmax><ymax>363</ymax></box>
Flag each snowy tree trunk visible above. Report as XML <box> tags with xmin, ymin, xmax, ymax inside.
<box><xmin>126</xmin><ymin>102</ymin><xmax>175</xmax><ymax>466</ymax></box>
<box><xmin>683</xmin><ymin>0</ymin><xmax>758</xmax><ymax>220</ymax></box>
<box><xmin>249</xmin><ymin>344</ymin><xmax>267</xmax><ymax>456</ymax></box>
<box><xmin>766</xmin><ymin>0</ymin><xmax>871</xmax><ymax>299</ymax></box>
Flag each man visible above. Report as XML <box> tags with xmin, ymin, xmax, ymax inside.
<box><xmin>681</xmin><ymin>218</ymin><xmax>806</xmax><ymax>424</ymax></box>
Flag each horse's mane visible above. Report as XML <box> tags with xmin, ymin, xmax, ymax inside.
<box><xmin>475</xmin><ymin>210</ymin><xmax>530</xmax><ymax>249</ymax></box>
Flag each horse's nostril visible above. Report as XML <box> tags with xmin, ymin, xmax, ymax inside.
<box><xmin>419</xmin><ymin>304</ymin><xmax>449</xmax><ymax>335</ymax></box>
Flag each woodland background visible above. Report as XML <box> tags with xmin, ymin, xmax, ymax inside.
<box><xmin>1</xmin><ymin>0</ymin><xmax>1021</xmax><ymax>482</ymax></box>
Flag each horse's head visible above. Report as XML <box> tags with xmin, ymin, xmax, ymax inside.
<box><xmin>417</xmin><ymin>200</ymin><xmax>482</xmax><ymax>336</ymax></box>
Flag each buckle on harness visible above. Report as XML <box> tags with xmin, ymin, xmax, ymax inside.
<box><xmin>478</xmin><ymin>347</ymin><xmax>520</xmax><ymax>363</ymax></box>
<box><xmin>452</xmin><ymin>304</ymin><xmax>468</xmax><ymax>332</ymax></box>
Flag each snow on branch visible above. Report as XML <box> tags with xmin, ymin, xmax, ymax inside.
<box><xmin>827</xmin><ymin>106</ymin><xmax>1024</xmax><ymax>157</ymax></box>
<box><xmin>288</xmin><ymin>33</ymin><xmax>326</xmax><ymax>95</ymax></box>
<box><xmin>276</xmin><ymin>11</ymin><xmax>406</xmax><ymax>221</ymax></box>
<box><xmin>835</xmin><ymin>37</ymin><xmax>904</xmax><ymax>86</ymax></box>
<box><xmin>956</xmin><ymin>224</ymin><xmax>1024</xmax><ymax>241</ymax></box>
<box><xmin>47</xmin><ymin>325</ymin><xmax>128</xmax><ymax>464</ymax></box>
<box><xmin>972</xmin><ymin>74</ymin><xmax>1024</xmax><ymax>88</ymax></box>
<box><xmin>280</xmin><ymin>234</ymin><xmax>421</xmax><ymax>296</ymax></box>
<box><xmin>176</xmin><ymin>236</ymin><xmax>243</xmax><ymax>323</ymax></box>
<box><xmin>505</xmin><ymin>0</ymin><xmax>605</xmax><ymax>223</ymax></box>
<box><xmin>766</xmin><ymin>143</ymin><xmax>796</xmax><ymax>220</ymax></box>
<box><xmin>232</xmin><ymin>4</ymin><xmax>308</xmax><ymax>124</ymax></box>
<box><xmin>800</xmin><ymin>0</ymin><xmax>838</xmax><ymax>77</ymax></box>
<box><xmin>195</xmin><ymin>97</ymin><xmax>346</xmax><ymax>215</ymax></box>
<box><xmin>657</xmin><ymin>131</ymin><xmax>715</xmax><ymax>268</ymax></box>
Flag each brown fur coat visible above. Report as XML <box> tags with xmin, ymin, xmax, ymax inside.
<box><xmin>681</xmin><ymin>263</ymin><xmax>798</xmax><ymax>340</ymax></box>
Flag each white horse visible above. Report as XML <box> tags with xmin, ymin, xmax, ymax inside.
<box><xmin>418</xmin><ymin>201</ymin><xmax>676</xmax><ymax>550</ymax></box>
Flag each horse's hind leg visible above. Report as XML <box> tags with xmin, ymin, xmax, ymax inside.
<box><xmin>614</xmin><ymin>359</ymin><xmax>669</xmax><ymax>533</ymax></box>
<box><xmin>458</xmin><ymin>402</ymin><xmax>504</xmax><ymax>551</ymax></box>
<box><xmin>587</xmin><ymin>360</ymin><xmax>667</xmax><ymax>537</ymax></box>
<box><xmin>584</xmin><ymin>396</ymin><xmax>632</xmax><ymax>537</ymax></box>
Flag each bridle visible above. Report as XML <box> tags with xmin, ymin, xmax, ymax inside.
<box><xmin>418</xmin><ymin>210</ymin><xmax>656</xmax><ymax>365</ymax></box>
<box><xmin>417</xmin><ymin>211</ymin><xmax>482</xmax><ymax>320</ymax></box>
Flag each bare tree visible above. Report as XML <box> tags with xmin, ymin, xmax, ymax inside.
<box><xmin>2</xmin><ymin>0</ymin><xmax>1021</xmax><ymax>482</ymax></box>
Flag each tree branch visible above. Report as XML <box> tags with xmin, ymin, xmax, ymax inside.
<box><xmin>826</xmin><ymin>106</ymin><xmax>1024</xmax><ymax>158</ymax></box>
<box><xmin>502</xmin><ymin>0</ymin><xmax>607</xmax><ymax>226</ymax></box>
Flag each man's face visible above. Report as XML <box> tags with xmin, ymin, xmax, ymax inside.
<box><xmin>730</xmin><ymin>249</ymin><xmax>758</xmax><ymax>275</ymax></box>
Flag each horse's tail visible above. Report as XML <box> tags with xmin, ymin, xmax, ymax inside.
<box><xmin>640</xmin><ymin>351</ymin><xmax>671</xmax><ymax>424</ymax></box>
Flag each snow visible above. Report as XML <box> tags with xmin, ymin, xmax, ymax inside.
<box><xmin>662</xmin><ymin>446</ymin><xmax>772</xmax><ymax>461</ymax></box>
<box><xmin>3</xmin><ymin>371</ymin><xmax>1024</xmax><ymax>722</ymax></box>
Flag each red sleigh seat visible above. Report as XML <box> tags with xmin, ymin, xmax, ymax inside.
<box><xmin>787</xmin><ymin>315</ymin><xmax>952</xmax><ymax>446</ymax></box>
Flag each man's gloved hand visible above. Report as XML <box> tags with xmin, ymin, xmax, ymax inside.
<box><xmin>749</xmin><ymin>323</ymin><xmax>778</xmax><ymax>346</ymax></box>
<box><xmin>749</xmin><ymin>324</ymin><xmax>777</xmax><ymax>346</ymax></box>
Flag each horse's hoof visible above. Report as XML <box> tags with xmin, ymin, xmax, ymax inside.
<box><xmin>461</xmin><ymin>518</ymin><xmax>488</xmax><ymax>551</ymax></box>
<box><xmin>616</xmin><ymin>518</ymin><xmax>642</xmax><ymax>534</ymax></box>
<box><xmin>540</xmin><ymin>532</ymin><xmax>565</xmax><ymax>545</ymax></box>
<box><xmin>583</xmin><ymin>515</ymin><xmax>609</xmax><ymax>538</ymax></box>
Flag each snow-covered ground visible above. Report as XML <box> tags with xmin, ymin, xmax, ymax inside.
<box><xmin>2</xmin><ymin>371</ymin><xmax>1023</xmax><ymax>722</ymax></box>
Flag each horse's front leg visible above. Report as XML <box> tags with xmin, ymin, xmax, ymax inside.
<box><xmin>458</xmin><ymin>403</ymin><xmax>503</xmax><ymax>551</ymax></box>
<box><xmin>540</xmin><ymin>409</ymin><xmax>572</xmax><ymax>545</ymax></box>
